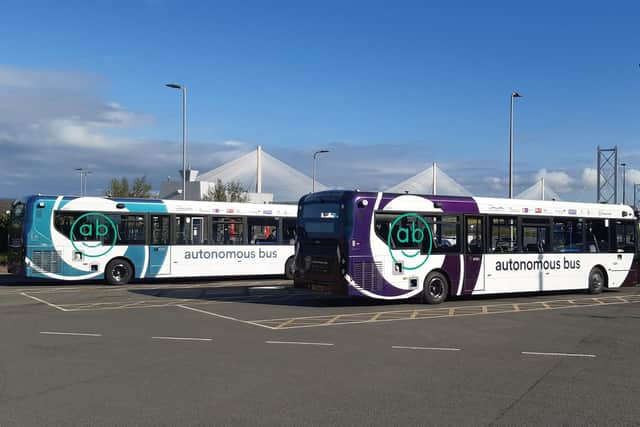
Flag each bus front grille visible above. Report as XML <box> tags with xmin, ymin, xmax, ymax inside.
<box><xmin>353</xmin><ymin>261</ymin><xmax>383</xmax><ymax>292</ymax></box>
<box><xmin>31</xmin><ymin>250</ymin><xmax>63</xmax><ymax>274</ymax></box>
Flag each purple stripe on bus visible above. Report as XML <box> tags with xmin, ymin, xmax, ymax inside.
<box><xmin>442</xmin><ymin>255</ymin><xmax>461</xmax><ymax>296</ymax></box>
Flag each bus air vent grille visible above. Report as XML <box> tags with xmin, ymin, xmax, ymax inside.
<box><xmin>31</xmin><ymin>250</ymin><xmax>63</xmax><ymax>274</ymax></box>
<box><xmin>353</xmin><ymin>261</ymin><xmax>383</xmax><ymax>291</ymax></box>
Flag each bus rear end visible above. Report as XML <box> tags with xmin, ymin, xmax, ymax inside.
<box><xmin>294</xmin><ymin>191</ymin><xmax>355</xmax><ymax>294</ymax></box>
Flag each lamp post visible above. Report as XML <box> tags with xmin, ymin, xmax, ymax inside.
<box><xmin>620</xmin><ymin>162</ymin><xmax>627</xmax><ymax>204</ymax></box>
<box><xmin>75</xmin><ymin>168</ymin><xmax>91</xmax><ymax>196</ymax></box>
<box><xmin>166</xmin><ymin>83</ymin><xmax>187</xmax><ymax>200</ymax></box>
<box><xmin>508</xmin><ymin>92</ymin><xmax>522</xmax><ymax>198</ymax></box>
<box><xmin>312</xmin><ymin>150</ymin><xmax>329</xmax><ymax>193</ymax></box>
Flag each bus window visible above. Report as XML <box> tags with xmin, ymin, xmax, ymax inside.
<box><xmin>282</xmin><ymin>218</ymin><xmax>296</xmax><ymax>244</ymax></box>
<box><xmin>248</xmin><ymin>217</ymin><xmax>279</xmax><ymax>244</ymax></box>
<box><xmin>586</xmin><ymin>220</ymin><xmax>609</xmax><ymax>253</ymax></box>
<box><xmin>465</xmin><ymin>217</ymin><xmax>483</xmax><ymax>254</ymax></box>
<box><xmin>424</xmin><ymin>216</ymin><xmax>460</xmax><ymax>253</ymax></box>
<box><xmin>489</xmin><ymin>217</ymin><xmax>518</xmax><ymax>253</ymax></box>
<box><xmin>174</xmin><ymin>216</ymin><xmax>206</xmax><ymax>245</ymax></box>
<box><xmin>552</xmin><ymin>219</ymin><xmax>584</xmax><ymax>253</ymax></box>
<box><xmin>108</xmin><ymin>215</ymin><xmax>146</xmax><ymax>245</ymax></box>
<box><xmin>613</xmin><ymin>220</ymin><xmax>635</xmax><ymax>252</ymax></box>
<box><xmin>151</xmin><ymin>215</ymin><xmax>170</xmax><ymax>245</ymax></box>
<box><xmin>521</xmin><ymin>218</ymin><xmax>550</xmax><ymax>253</ymax></box>
<box><xmin>211</xmin><ymin>217</ymin><xmax>245</xmax><ymax>245</ymax></box>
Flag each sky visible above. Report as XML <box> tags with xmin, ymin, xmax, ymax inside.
<box><xmin>0</xmin><ymin>0</ymin><xmax>639</xmax><ymax>202</ymax></box>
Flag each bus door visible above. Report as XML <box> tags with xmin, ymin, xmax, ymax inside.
<box><xmin>149</xmin><ymin>215</ymin><xmax>171</xmax><ymax>275</ymax></box>
<box><xmin>464</xmin><ymin>216</ymin><xmax>484</xmax><ymax>292</ymax></box>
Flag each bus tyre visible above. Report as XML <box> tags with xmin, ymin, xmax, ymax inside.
<box><xmin>422</xmin><ymin>271</ymin><xmax>449</xmax><ymax>304</ymax></box>
<box><xmin>105</xmin><ymin>259</ymin><xmax>133</xmax><ymax>286</ymax></box>
<box><xmin>285</xmin><ymin>256</ymin><xmax>295</xmax><ymax>280</ymax></box>
<box><xmin>588</xmin><ymin>267</ymin><xmax>605</xmax><ymax>294</ymax></box>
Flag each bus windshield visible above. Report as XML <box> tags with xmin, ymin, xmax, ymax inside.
<box><xmin>300</xmin><ymin>202</ymin><xmax>342</xmax><ymax>236</ymax></box>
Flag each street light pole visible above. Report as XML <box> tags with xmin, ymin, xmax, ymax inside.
<box><xmin>509</xmin><ymin>92</ymin><xmax>522</xmax><ymax>199</ymax></box>
<box><xmin>312</xmin><ymin>150</ymin><xmax>330</xmax><ymax>193</ymax></box>
<box><xmin>166</xmin><ymin>83</ymin><xmax>187</xmax><ymax>200</ymax></box>
<box><xmin>75</xmin><ymin>168</ymin><xmax>91</xmax><ymax>196</ymax></box>
<box><xmin>621</xmin><ymin>162</ymin><xmax>627</xmax><ymax>204</ymax></box>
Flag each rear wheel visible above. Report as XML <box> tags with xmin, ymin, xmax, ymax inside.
<box><xmin>588</xmin><ymin>267</ymin><xmax>605</xmax><ymax>294</ymax></box>
<box><xmin>422</xmin><ymin>271</ymin><xmax>449</xmax><ymax>304</ymax></box>
<box><xmin>285</xmin><ymin>256</ymin><xmax>295</xmax><ymax>280</ymax></box>
<box><xmin>105</xmin><ymin>259</ymin><xmax>134</xmax><ymax>286</ymax></box>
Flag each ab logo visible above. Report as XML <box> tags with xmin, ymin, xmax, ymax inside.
<box><xmin>70</xmin><ymin>212</ymin><xmax>118</xmax><ymax>258</ymax></box>
<box><xmin>387</xmin><ymin>213</ymin><xmax>433</xmax><ymax>271</ymax></box>
<box><xmin>396</xmin><ymin>221</ymin><xmax>424</xmax><ymax>244</ymax></box>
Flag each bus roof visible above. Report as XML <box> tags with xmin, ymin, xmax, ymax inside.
<box><xmin>23</xmin><ymin>195</ymin><xmax>298</xmax><ymax>217</ymax></box>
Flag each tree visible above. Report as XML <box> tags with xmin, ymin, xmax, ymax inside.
<box><xmin>130</xmin><ymin>176</ymin><xmax>152</xmax><ymax>198</ymax></box>
<box><xmin>226</xmin><ymin>180</ymin><xmax>248</xmax><ymax>202</ymax></box>
<box><xmin>202</xmin><ymin>179</ymin><xmax>248</xmax><ymax>202</ymax></box>
<box><xmin>0</xmin><ymin>211</ymin><xmax>9</xmax><ymax>254</ymax></box>
<box><xmin>106</xmin><ymin>176</ymin><xmax>152</xmax><ymax>198</ymax></box>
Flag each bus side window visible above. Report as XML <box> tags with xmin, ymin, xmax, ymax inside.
<box><xmin>151</xmin><ymin>215</ymin><xmax>170</xmax><ymax>245</ymax></box>
<box><xmin>282</xmin><ymin>218</ymin><xmax>296</xmax><ymax>245</ymax></box>
<box><xmin>248</xmin><ymin>217</ymin><xmax>279</xmax><ymax>244</ymax></box>
<box><xmin>586</xmin><ymin>220</ymin><xmax>609</xmax><ymax>253</ymax></box>
<box><xmin>613</xmin><ymin>220</ymin><xmax>635</xmax><ymax>252</ymax></box>
<box><xmin>465</xmin><ymin>217</ymin><xmax>483</xmax><ymax>254</ymax></box>
<box><xmin>490</xmin><ymin>217</ymin><xmax>518</xmax><ymax>253</ymax></box>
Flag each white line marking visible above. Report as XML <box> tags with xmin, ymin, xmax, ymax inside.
<box><xmin>265</xmin><ymin>341</ymin><xmax>334</xmax><ymax>346</ymax></box>
<box><xmin>21</xmin><ymin>292</ymin><xmax>69</xmax><ymax>312</ymax></box>
<box><xmin>177</xmin><ymin>304</ymin><xmax>276</xmax><ymax>329</ymax></box>
<box><xmin>40</xmin><ymin>331</ymin><xmax>102</xmax><ymax>337</ymax></box>
<box><xmin>522</xmin><ymin>351</ymin><xmax>596</xmax><ymax>358</ymax></box>
<box><xmin>392</xmin><ymin>346</ymin><xmax>461</xmax><ymax>351</ymax></box>
<box><xmin>151</xmin><ymin>336</ymin><xmax>212</xmax><ymax>342</ymax></box>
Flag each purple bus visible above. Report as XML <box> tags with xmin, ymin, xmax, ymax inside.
<box><xmin>294</xmin><ymin>191</ymin><xmax>638</xmax><ymax>303</ymax></box>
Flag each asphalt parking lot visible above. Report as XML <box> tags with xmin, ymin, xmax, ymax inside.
<box><xmin>1</xmin><ymin>274</ymin><xmax>639</xmax><ymax>426</ymax></box>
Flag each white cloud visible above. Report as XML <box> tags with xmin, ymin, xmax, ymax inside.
<box><xmin>0</xmin><ymin>64</ymin><xmax>97</xmax><ymax>90</ymax></box>
<box><xmin>625</xmin><ymin>168</ymin><xmax>640</xmax><ymax>187</ymax></box>
<box><xmin>581</xmin><ymin>168</ymin><xmax>597</xmax><ymax>190</ymax></box>
<box><xmin>533</xmin><ymin>169</ymin><xmax>574</xmax><ymax>193</ymax></box>
<box><xmin>484</xmin><ymin>176</ymin><xmax>506</xmax><ymax>191</ymax></box>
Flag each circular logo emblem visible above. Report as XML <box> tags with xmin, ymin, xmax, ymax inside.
<box><xmin>70</xmin><ymin>212</ymin><xmax>118</xmax><ymax>258</ymax></box>
<box><xmin>387</xmin><ymin>213</ymin><xmax>433</xmax><ymax>271</ymax></box>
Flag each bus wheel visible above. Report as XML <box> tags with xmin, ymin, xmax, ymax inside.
<box><xmin>422</xmin><ymin>271</ymin><xmax>449</xmax><ymax>304</ymax></box>
<box><xmin>588</xmin><ymin>267</ymin><xmax>605</xmax><ymax>294</ymax></box>
<box><xmin>285</xmin><ymin>256</ymin><xmax>295</xmax><ymax>280</ymax></box>
<box><xmin>105</xmin><ymin>259</ymin><xmax>133</xmax><ymax>286</ymax></box>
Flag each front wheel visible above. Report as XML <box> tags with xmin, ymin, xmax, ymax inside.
<box><xmin>588</xmin><ymin>267</ymin><xmax>605</xmax><ymax>294</ymax></box>
<box><xmin>284</xmin><ymin>256</ymin><xmax>295</xmax><ymax>280</ymax></box>
<box><xmin>422</xmin><ymin>271</ymin><xmax>449</xmax><ymax>304</ymax></box>
<box><xmin>105</xmin><ymin>259</ymin><xmax>134</xmax><ymax>286</ymax></box>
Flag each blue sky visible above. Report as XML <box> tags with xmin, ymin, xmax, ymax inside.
<box><xmin>0</xmin><ymin>0</ymin><xmax>639</xmax><ymax>201</ymax></box>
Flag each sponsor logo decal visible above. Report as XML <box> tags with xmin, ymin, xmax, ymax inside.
<box><xmin>387</xmin><ymin>213</ymin><xmax>433</xmax><ymax>271</ymax></box>
<box><xmin>70</xmin><ymin>212</ymin><xmax>117</xmax><ymax>258</ymax></box>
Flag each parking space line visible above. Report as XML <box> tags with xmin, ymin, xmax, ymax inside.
<box><xmin>40</xmin><ymin>331</ymin><xmax>101</xmax><ymax>337</ymax></box>
<box><xmin>522</xmin><ymin>351</ymin><xmax>596</xmax><ymax>358</ymax></box>
<box><xmin>21</xmin><ymin>292</ymin><xmax>69</xmax><ymax>312</ymax></box>
<box><xmin>392</xmin><ymin>345</ymin><xmax>461</xmax><ymax>351</ymax></box>
<box><xmin>266</xmin><ymin>341</ymin><xmax>334</xmax><ymax>346</ymax></box>
<box><xmin>151</xmin><ymin>336</ymin><xmax>212</xmax><ymax>342</ymax></box>
<box><xmin>178</xmin><ymin>304</ymin><xmax>276</xmax><ymax>329</ymax></box>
